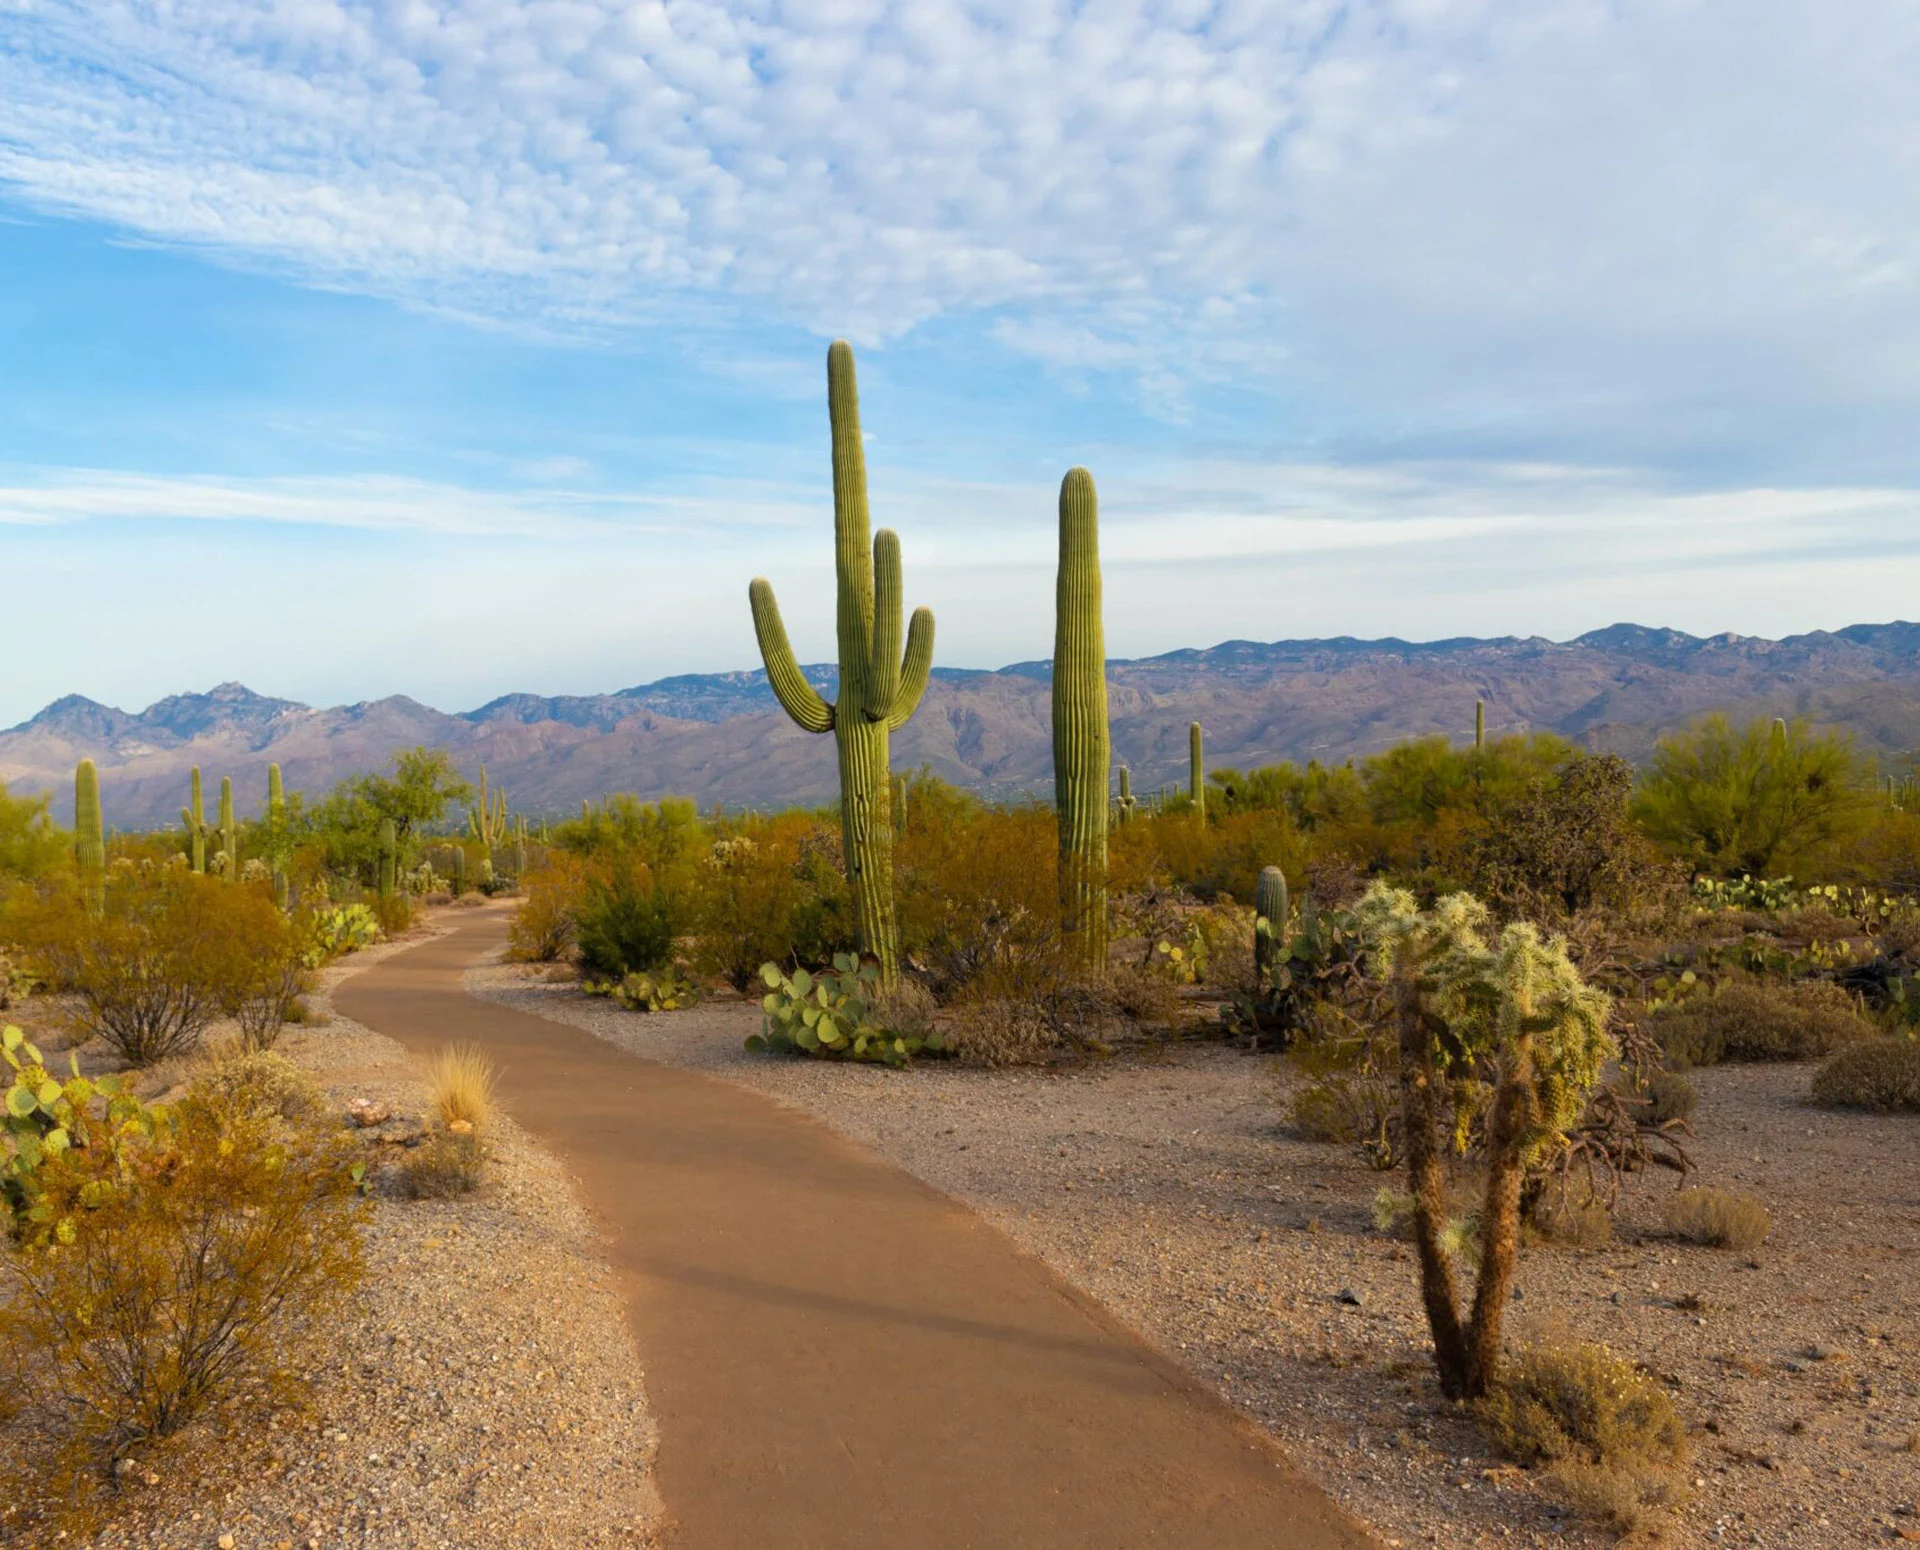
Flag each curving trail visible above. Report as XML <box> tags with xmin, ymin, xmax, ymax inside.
<box><xmin>335</xmin><ymin>907</ymin><xmax>1382</xmax><ymax>1550</ymax></box>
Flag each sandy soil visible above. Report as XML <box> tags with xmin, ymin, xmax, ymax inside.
<box><xmin>471</xmin><ymin>961</ymin><xmax>1920</xmax><ymax>1550</ymax></box>
<box><xmin>7</xmin><ymin>920</ymin><xmax>661</xmax><ymax>1550</ymax></box>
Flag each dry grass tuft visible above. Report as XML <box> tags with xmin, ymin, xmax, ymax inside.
<box><xmin>1480</xmin><ymin>1341</ymin><xmax>1688</xmax><ymax>1537</ymax></box>
<box><xmin>429</xmin><ymin>1043</ymin><xmax>497</xmax><ymax>1130</ymax></box>
<box><xmin>398</xmin><ymin>1126</ymin><xmax>487</xmax><ymax>1199</ymax></box>
<box><xmin>1811</xmin><ymin>1037</ymin><xmax>1920</xmax><ymax>1112</ymax></box>
<box><xmin>1664</xmin><ymin>1186</ymin><xmax>1771</xmax><ymax>1250</ymax></box>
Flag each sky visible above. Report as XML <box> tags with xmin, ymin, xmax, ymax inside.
<box><xmin>5</xmin><ymin>0</ymin><xmax>1920</xmax><ymax>726</ymax></box>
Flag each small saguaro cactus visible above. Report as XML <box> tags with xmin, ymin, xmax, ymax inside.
<box><xmin>74</xmin><ymin>759</ymin><xmax>105</xmax><ymax>876</ymax></box>
<box><xmin>748</xmin><ymin>340</ymin><xmax>936</xmax><ymax>985</ymax></box>
<box><xmin>266</xmin><ymin>763</ymin><xmax>289</xmax><ymax>909</ymax></box>
<box><xmin>182</xmin><ymin>767</ymin><xmax>208</xmax><ymax>873</ymax></box>
<box><xmin>218</xmin><ymin>777</ymin><xmax>238</xmax><ymax>881</ymax></box>
<box><xmin>451</xmin><ymin>846</ymin><xmax>467</xmax><ymax>898</ymax></box>
<box><xmin>377</xmin><ymin>817</ymin><xmax>397</xmax><ymax>899</ymax></box>
<box><xmin>1116</xmin><ymin>764</ymin><xmax>1136</xmax><ymax>825</ymax></box>
<box><xmin>469</xmin><ymin>765</ymin><xmax>507</xmax><ymax>861</ymax></box>
<box><xmin>1474</xmin><ymin>699</ymin><xmax>1485</xmax><ymax>750</ymax></box>
<box><xmin>1052</xmin><ymin>467</ymin><xmax>1110</xmax><ymax>967</ymax></box>
<box><xmin>1189</xmin><ymin>721</ymin><xmax>1206</xmax><ymax>820</ymax></box>
<box><xmin>1254</xmin><ymin>865</ymin><xmax>1290</xmax><ymax>987</ymax></box>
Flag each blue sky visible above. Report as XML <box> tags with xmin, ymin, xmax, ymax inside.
<box><xmin>5</xmin><ymin>0</ymin><xmax>1920</xmax><ymax>726</ymax></box>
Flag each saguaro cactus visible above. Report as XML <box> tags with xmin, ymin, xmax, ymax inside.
<box><xmin>451</xmin><ymin>846</ymin><xmax>468</xmax><ymax>898</ymax></box>
<box><xmin>75</xmin><ymin>760</ymin><xmax>105</xmax><ymax>897</ymax></box>
<box><xmin>748</xmin><ymin>340</ymin><xmax>935</xmax><ymax>984</ymax></box>
<box><xmin>218</xmin><ymin>776</ymin><xmax>238</xmax><ymax>880</ymax></box>
<box><xmin>1052</xmin><ymin>467</ymin><xmax>1110</xmax><ymax>967</ymax></box>
<box><xmin>1475</xmin><ymin>700</ymin><xmax>1485</xmax><ymax>750</ymax></box>
<box><xmin>468</xmin><ymin>765</ymin><xmax>507</xmax><ymax>861</ymax></box>
<box><xmin>1116</xmin><ymin>764</ymin><xmax>1136</xmax><ymax>825</ymax></box>
<box><xmin>1255</xmin><ymin>865</ymin><xmax>1290</xmax><ymax>987</ymax></box>
<box><xmin>1189</xmin><ymin>721</ymin><xmax>1206</xmax><ymax>820</ymax></box>
<box><xmin>182</xmin><ymin>767</ymin><xmax>208</xmax><ymax>873</ymax></box>
<box><xmin>378</xmin><ymin>818</ymin><xmax>397</xmax><ymax>899</ymax></box>
<box><xmin>266</xmin><ymin>764</ymin><xmax>289</xmax><ymax>908</ymax></box>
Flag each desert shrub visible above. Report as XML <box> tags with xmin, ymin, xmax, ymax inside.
<box><xmin>1526</xmin><ymin>1188</ymin><xmax>1615</xmax><ymax>1249</ymax></box>
<box><xmin>575</xmin><ymin>867</ymin><xmax>676</xmax><ymax>979</ymax></box>
<box><xmin>217</xmin><ymin>895</ymin><xmax>312</xmax><ymax>1053</ymax></box>
<box><xmin>397</xmin><ymin>1125</ymin><xmax>486</xmax><ymax>1199</ymax></box>
<box><xmin>895</xmin><ymin>802</ymin><xmax>1063</xmax><ymax>999</ymax></box>
<box><xmin>1644</xmin><ymin>1068</ymin><xmax>1698</xmax><ymax>1125</ymax></box>
<box><xmin>689</xmin><ymin>827</ymin><xmax>806</xmax><ymax>990</ymax></box>
<box><xmin>1288</xmin><ymin>1033</ymin><xmax>1399</xmax><ymax>1167</ymax></box>
<box><xmin>867</xmin><ymin>976</ymin><xmax>938</xmax><ymax>1043</ymax></box>
<box><xmin>507</xmin><ymin>852</ymin><xmax>587</xmax><ymax>963</ymax></box>
<box><xmin>1652</xmin><ymin>977</ymin><xmax>1872</xmax><ymax>1066</ymax></box>
<box><xmin>187</xmin><ymin>1045</ymin><xmax>322</xmax><ymax>1129</ymax></box>
<box><xmin>944</xmin><ymin>997</ymin><xmax>1057</xmax><ymax>1067</ymax></box>
<box><xmin>428</xmin><ymin>1044</ymin><xmax>496</xmax><ymax>1130</ymax></box>
<box><xmin>0</xmin><ymin>1089</ymin><xmax>364</xmax><ymax>1522</ymax></box>
<box><xmin>1811</xmin><ymin>1037</ymin><xmax>1920</xmax><ymax>1111</ymax></box>
<box><xmin>584</xmin><ymin>966</ymin><xmax>702</xmax><ymax>1012</ymax></box>
<box><xmin>1479</xmin><ymin>1342</ymin><xmax>1687</xmax><ymax>1536</ymax></box>
<box><xmin>371</xmin><ymin>889</ymin><xmax>413</xmax><ymax>937</ymax></box>
<box><xmin>12</xmin><ymin>870</ymin><xmax>276</xmax><ymax>1066</ymax></box>
<box><xmin>1663</xmin><ymin>1186</ymin><xmax>1771</xmax><ymax>1249</ymax></box>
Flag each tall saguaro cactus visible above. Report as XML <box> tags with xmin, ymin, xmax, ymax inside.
<box><xmin>378</xmin><ymin>818</ymin><xmax>397</xmax><ymax>899</ymax></box>
<box><xmin>266</xmin><ymin>763</ymin><xmax>289</xmax><ymax>908</ymax></box>
<box><xmin>218</xmin><ymin>776</ymin><xmax>238</xmax><ymax>880</ymax></box>
<box><xmin>1474</xmin><ymin>700</ymin><xmax>1485</xmax><ymax>750</ymax></box>
<box><xmin>1255</xmin><ymin>865</ymin><xmax>1289</xmax><ymax>987</ymax></box>
<box><xmin>75</xmin><ymin>760</ymin><xmax>105</xmax><ymax>902</ymax></box>
<box><xmin>1052</xmin><ymin>467</ymin><xmax>1110</xmax><ymax>967</ymax></box>
<box><xmin>1189</xmin><ymin>721</ymin><xmax>1206</xmax><ymax>821</ymax></box>
<box><xmin>182</xmin><ymin>767</ymin><xmax>208</xmax><ymax>873</ymax></box>
<box><xmin>748</xmin><ymin>340</ymin><xmax>935</xmax><ymax>984</ymax></box>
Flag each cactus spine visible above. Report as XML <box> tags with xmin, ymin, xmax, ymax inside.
<box><xmin>1052</xmin><ymin>467</ymin><xmax>1110</xmax><ymax>967</ymax></box>
<box><xmin>1116</xmin><ymin>764</ymin><xmax>1136</xmax><ymax>825</ymax></box>
<box><xmin>1475</xmin><ymin>699</ymin><xmax>1485</xmax><ymax>750</ymax></box>
<box><xmin>748</xmin><ymin>341</ymin><xmax>935</xmax><ymax>985</ymax></box>
<box><xmin>218</xmin><ymin>776</ymin><xmax>237</xmax><ymax>880</ymax></box>
<box><xmin>1255</xmin><ymin>865</ymin><xmax>1289</xmax><ymax>987</ymax></box>
<box><xmin>266</xmin><ymin>763</ymin><xmax>289</xmax><ymax>908</ymax></box>
<box><xmin>378</xmin><ymin>817</ymin><xmax>397</xmax><ymax>899</ymax></box>
<box><xmin>1189</xmin><ymin>721</ymin><xmax>1206</xmax><ymax>821</ymax></box>
<box><xmin>182</xmin><ymin>767</ymin><xmax>207</xmax><ymax>873</ymax></box>
<box><xmin>75</xmin><ymin>760</ymin><xmax>105</xmax><ymax>905</ymax></box>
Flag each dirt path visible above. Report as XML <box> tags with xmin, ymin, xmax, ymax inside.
<box><xmin>334</xmin><ymin>907</ymin><xmax>1381</xmax><ymax>1550</ymax></box>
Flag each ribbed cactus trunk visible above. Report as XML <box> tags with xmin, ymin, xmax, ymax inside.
<box><xmin>1475</xmin><ymin>700</ymin><xmax>1485</xmax><ymax>750</ymax></box>
<box><xmin>267</xmin><ymin>763</ymin><xmax>289</xmax><ymax>908</ymax></box>
<box><xmin>218</xmin><ymin>777</ymin><xmax>237</xmax><ymax>881</ymax></box>
<box><xmin>1255</xmin><ymin>865</ymin><xmax>1289</xmax><ymax>988</ymax></box>
<box><xmin>452</xmin><ymin>847</ymin><xmax>467</xmax><ymax>898</ymax></box>
<box><xmin>184</xmin><ymin>767</ymin><xmax>206</xmax><ymax>873</ymax></box>
<box><xmin>1117</xmin><ymin>764</ymin><xmax>1135</xmax><ymax>825</ymax></box>
<box><xmin>1190</xmin><ymin>721</ymin><xmax>1206</xmax><ymax>821</ymax></box>
<box><xmin>378</xmin><ymin>817</ymin><xmax>397</xmax><ymax>899</ymax></box>
<box><xmin>1052</xmin><ymin>468</ymin><xmax>1110</xmax><ymax>968</ymax></box>
<box><xmin>748</xmin><ymin>341</ymin><xmax>936</xmax><ymax>986</ymax></box>
<box><xmin>75</xmin><ymin>759</ymin><xmax>105</xmax><ymax>909</ymax></box>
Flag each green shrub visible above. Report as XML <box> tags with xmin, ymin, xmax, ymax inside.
<box><xmin>507</xmin><ymin>853</ymin><xmax>586</xmax><ymax>963</ymax></box>
<box><xmin>187</xmin><ymin>1045</ymin><xmax>322</xmax><ymax>1129</ymax></box>
<box><xmin>1664</xmin><ymin>1186</ymin><xmax>1771</xmax><ymax>1249</ymax></box>
<box><xmin>1811</xmin><ymin>1038</ymin><xmax>1920</xmax><ymax>1111</ymax></box>
<box><xmin>575</xmin><ymin>870</ymin><xmax>676</xmax><ymax>980</ymax></box>
<box><xmin>1479</xmin><ymin>1342</ymin><xmax>1687</xmax><ymax>1535</ymax></box>
<box><xmin>748</xmin><ymin>956</ymin><xmax>945</xmax><ymax>1067</ymax></box>
<box><xmin>1652</xmin><ymin>978</ymin><xmax>1872</xmax><ymax>1066</ymax></box>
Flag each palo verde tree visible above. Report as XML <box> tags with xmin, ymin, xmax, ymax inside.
<box><xmin>748</xmin><ymin>340</ymin><xmax>935</xmax><ymax>984</ymax></box>
<box><xmin>1354</xmin><ymin>883</ymin><xmax>1613</xmax><ymax>1400</ymax></box>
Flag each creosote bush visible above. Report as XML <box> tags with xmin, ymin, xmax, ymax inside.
<box><xmin>575</xmin><ymin>866</ymin><xmax>677</xmax><ymax>980</ymax></box>
<box><xmin>1811</xmin><ymin>1037</ymin><xmax>1920</xmax><ymax>1111</ymax></box>
<box><xmin>1653</xmin><ymin>977</ymin><xmax>1872</xmax><ymax>1067</ymax></box>
<box><xmin>508</xmin><ymin>851</ymin><xmax>588</xmax><ymax>963</ymax></box>
<box><xmin>1663</xmin><ymin>1186</ymin><xmax>1771</xmax><ymax>1250</ymax></box>
<box><xmin>1479</xmin><ymin>1342</ymin><xmax>1688</xmax><ymax>1536</ymax></box>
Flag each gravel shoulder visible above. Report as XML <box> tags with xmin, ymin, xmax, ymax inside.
<box><xmin>471</xmin><ymin>960</ymin><xmax>1920</xmax><ymax>1550</ymax></box>
<box><xmin>20</xmin><ymin>916</ymin><xmax>662</xmax><ymax>1550</ymax></box>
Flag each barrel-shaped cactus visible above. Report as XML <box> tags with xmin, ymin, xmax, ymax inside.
<box><xmin>1189</xmin><ymin>721</ymin><xmax>1206</xmax><ymax>820</ymax></box>
<box><xmin>1255</xmin><ymin>865</ymin><xmax>1290</xmax><ymax>987</ymax></box>
<box><xmin>181</xmin><ymin>767</ymin><xmax>207</xmax><ymax>873</ymax></box>
<box><xmin>1052</xmin><ymin>467</ymin><xmax>1110</xmax><ymax>967</ymax></box>
<box><xmin>748</xmin><ymin>340</ymin><xmax>935</xmax><ymax>985</ymax></box>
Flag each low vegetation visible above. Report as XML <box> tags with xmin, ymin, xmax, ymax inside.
<box><xmin>1663</xmin><ymin>1186</ymin><xmax>1773</xmax><ymax>1250</ymax></box>
<box><xmin>1811</xmin><ymin>1036</ymin><xmax>1920</xmax><ymax>1111</ymax></box>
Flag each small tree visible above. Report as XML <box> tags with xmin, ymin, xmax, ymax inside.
<box><xmin>1355</xmin><ymin>883</ymin><xmax>1613</xmax><ymax>1399</ymax></box>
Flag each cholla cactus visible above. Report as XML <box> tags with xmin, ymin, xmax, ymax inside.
<box><xmin>747</xmin><ymin>340</ymin><xmax>935</xmax><ymax>985</ymax></box>
<box><xmin>242</xmin><ymin>857</ymin><xmax>271</xmax><ymax>884</ymax></box>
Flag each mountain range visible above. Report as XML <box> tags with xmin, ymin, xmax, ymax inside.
<box><xmin>9</xmin><ymin>623</ymin><xmax>1920</xmax><ymax>827</ymax></box>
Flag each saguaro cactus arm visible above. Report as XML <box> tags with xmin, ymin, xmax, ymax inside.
<box><xmin>887</xmin><ymin>607</ymin><xmax>936</xmax><ymax>730</ymax></box>
<box><xmin>750</xmin><ymin>578</ymin><xmax>834</xmax><ymax>733</ymax></box>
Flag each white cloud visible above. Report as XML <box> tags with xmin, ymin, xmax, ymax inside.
<box><xmin>5</xmin><ymin>1</ymin><xmax>1919</xmax><ymax>444</ymax></box>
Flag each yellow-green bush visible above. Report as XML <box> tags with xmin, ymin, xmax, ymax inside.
<box><xmin>1652</xmin><ymin>977</ymin><xmax>1872</xmax><ymax>1066</ymax></box>
<box><xmin>1811</xmin><ymin>1037</ymin><xmax>1920</xmax><ymax>1111</ymax></box>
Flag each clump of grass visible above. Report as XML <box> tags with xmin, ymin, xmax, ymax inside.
<box><xmin>1652</xmin><ymin>978</ymin><xmax>1872</xmax><ymax>1068</ymax></box>
<box><xmin>1811</xmin><ymin>1038</ymin><xmax>1920</xmax><ymax>1112</ymax></box>
<box><xmin>1645</xmin><ymin>1068</ymin><xmax>1697</xmax><ymax>1125</ymax></box>
<box><xmin>398</xmin><ymin>1125</ymin><xmax>487</xmax><ymax>1200</ymax></box>
<box><xmin>429</xmin><ymin>1043</ymin><xmax>496</xmax><ymax>1130</ymax></box>
<box><xmin>944</xmin><ymin>998</ymin><xmax>1057</xmax><ymax>1067</ymax></box>
<box><xmin>1479</xmin><ymin>1341</ymin><xmax>1688</xmax><ymax>1537</ymax></box>
<box><xmin>1664</xmin><ymin>1186</ymin><xmax>1771</xmax><ymax>1250</ymax></box>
